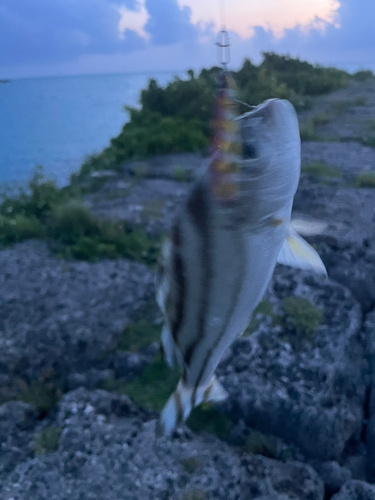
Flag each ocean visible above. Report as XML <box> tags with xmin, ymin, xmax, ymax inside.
<box><xmin>0</xmin><ymin>72</ymin><xmax>178</xmax><ymax>187</ymax></box>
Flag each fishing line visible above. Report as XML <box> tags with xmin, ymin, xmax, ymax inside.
<box><xmin>220</xmin><ymin>0</ymin><xmax>226</xmax><ymax>29</ymax></box>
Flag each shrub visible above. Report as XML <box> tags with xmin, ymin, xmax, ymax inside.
<box><xmin>352</xmin><ymin>70</ymin><xmax>373</xmax><ymax>81</ymax></box>
<box><xmin>0</xmin><ymin>168</ymin><xmax>161</xmax><ymax>266</ymax></box>
<box><xmin>354</xmin><ymin>171</ymin><xmax>375</xmax><ymax>188</ymax></box>
<box><xmin>76</xmin><ymin>54</ymin><xmax>351</xmax><ymax>178</ymax></box>
<box><xmin>361</xmin><ymin>136</ymin><xmax>375</xmax><ymax>148</ymax></box>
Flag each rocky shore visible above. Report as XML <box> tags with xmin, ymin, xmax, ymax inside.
<box><xmin>1</xmin><ymin>80</ymin><xmax>375</xmax><ymax>499</ymax></box>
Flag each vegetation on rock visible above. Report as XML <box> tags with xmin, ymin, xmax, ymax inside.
<box><xmin>354</xmin><ymin>171</ymin><xmax>375</xmax><ymax>188</ymax></box>
<box><xmin>74</xmin><ymin>53</ymin><xmax>350</xmax><ymax>178</ymax></box>
<box><xmin>301</xmin><ymin>161</ymin><xmax>341</xmax><ymax>178</ymax></box>
<box><xmin>281</xmin><ymin>297</ymin><xmax>323</xmax><ymax>348</ymax></box>
<box><xmin>0</xmin><ymin>167</ymin><xmax>160</xmax><ymax>265</ymax></box>
<box><xmin>33</xmin><ymin>427</ymin><xmax>62</xmax><ymax>455</ymax></box>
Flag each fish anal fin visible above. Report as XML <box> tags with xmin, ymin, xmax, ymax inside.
<box><xmin>277</xmin><ymin>230</ymin><xmax>327</xmax><ymax>276</ymax></box>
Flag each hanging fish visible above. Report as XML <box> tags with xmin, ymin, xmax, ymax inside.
<box><xmin>155</xmin><ymin>70</ymin><xmax>327</xmax><ymax>437</ymax></box>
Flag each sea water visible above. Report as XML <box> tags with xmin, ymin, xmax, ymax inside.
<box><xmin>0</xmin><ymin>72</ymin><xmax>178</xmax><ymax>187</ymax></box>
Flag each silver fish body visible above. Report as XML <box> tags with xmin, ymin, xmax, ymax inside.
<box><xmin>155</xmin><ymin>98</ymin><xmax>324</xmax><ymax>436</ymax></box>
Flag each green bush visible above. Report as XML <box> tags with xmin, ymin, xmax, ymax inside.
<box><xmin>352</xmin><ymin>70</ymin><xmax>374</xmax><ymax>81</ymax></box>
<box><xmin>354</xmin><ymin>171</ymin><xmax>375</xmax><ymax>188</ymax></box>
<box><xmin>76</xmin><ymin>54</ymin><xmax>351</xmax><ymax>178</ymax></box>
<box><xmin>361</xmin><ymin>136</ymin><xmax>375</xmax><ymax>148</ymax></box>
<box><xmin>0</xmin><ymin>168</ymin><xmax>161</xmax><ymax>266</ymax></box>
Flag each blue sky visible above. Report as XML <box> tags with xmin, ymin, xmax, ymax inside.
<box><xmin>0</xmin><ymin>0</ymin><xmax>373</xmax><ymax>78</ymax></box>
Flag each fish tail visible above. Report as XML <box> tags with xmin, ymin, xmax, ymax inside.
<box><xmin>155</xmin><ymin>376</ymin><xmax>228</xmax><ymax>437</ymax></box>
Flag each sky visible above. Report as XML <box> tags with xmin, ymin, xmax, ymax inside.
<box><xmin>0</xmin><ymin>0</ymin><xmax>373</xmax><ymax>79</ymax></box>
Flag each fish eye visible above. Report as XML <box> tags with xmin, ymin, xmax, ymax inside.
<box><xmin>242</xmin><ymin>142</ymin><xmax>257</xmax><ymax>159</ymax></box>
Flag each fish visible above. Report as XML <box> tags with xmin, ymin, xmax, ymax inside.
<box><xmin>155</xmin><ymin>70</ymin><xmax>327</xmax><ymax>437</ymax></box>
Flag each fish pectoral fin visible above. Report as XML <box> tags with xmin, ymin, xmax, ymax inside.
<box><xmin>155</xmin><ymin>376</ymin><xmax>228</xmax><ymax>437</ymax></box>
<box><xmin>277</xmin><ymin>230</ymin><xmax>327</xmax><ymax>276</ymax></box>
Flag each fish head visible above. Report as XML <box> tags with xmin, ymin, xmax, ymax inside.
<box><xmin>235</xmin><ymin>98</ymin><xmax>301</xmax><ymax>223</ymax></box>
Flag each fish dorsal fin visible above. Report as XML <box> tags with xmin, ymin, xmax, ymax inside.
<box><xmin>277</xmin><ymin>229</ymin><xmax>327</xmax><ymax>276</ymax></box>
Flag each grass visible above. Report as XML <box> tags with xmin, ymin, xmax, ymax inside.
<box><xmin>281</xmin><ymin>297</ymin><xmax>323</xmax><ymax>348</ymax></box>
<box><xmin>182</xmin><ymin>491</ymin><xmax>208</xmax><ymax>500</ymax></box>
<box><xmin>100</xmin><ymin>353</ymin><xmax>235</xmax><ymax>440</ymax></box>
<box><xmin>244</xmin><ymin>299</ymin><xmax>280</xmax><ymax>336</ymax></box>
<box><xmin>243</xmin><ymin>429</ymin><xmax>279</xmax><ymax>458</ymax></box>
<box><xmin>0</xmin><ymin>168</ymin><xmax>161</xmax><ymax>266</ymax></box>
<box><xmin>186</xmin><ymin>404</ymin><xmax>235</xmax><ymax>440</ymax></box>
<box><xmin>117</xmin><ymin>319</ymin><xmax>162</xmax><ymax>352</ymax></box>
<box><xmin>311</xmin><ymin>112</ymin><xmax>331</xmax><ymax>127</ymax></box>
<box><xmin>331</xmin><ymin>97</ymin><xmax>367</xmax><ymax>112</ymax></box>
<box><xmin>100</xmin><ymin>355</ymin><xmax>180</xmax><ymax>412</ymax></box>
<box><xmin>173</xmin><ymin>167</ymin><xmax>192</xmax><ymax>182</ymax></box>
<box><xmin>17</xmin><ymin>380</ymin><xmax>62</xmax><ymax>417</ymax></box>
<box><xmin>301</xmin><ymin>161</ymin><xmax>341</xmax><ymax>178</ymax></box>
<box><xmin>354</xmin><ymin>171</ymin><xmax>375</xmax><ymax>188</ymax></box>
<box><xmin>141</xmin><ymin>199</ymin><xmax>164</xmax><ymax>220</ymax></box>
<box><xmin>33</xmin><ymin>427</ymin><xmax>62</xmax><ymax>455</ymax></box>
<box><xmin>180</xmin><ymin>456</ymin><xmax>203</xmax><ymax>474</ymax></box>
<box><xmin>299</xmin><ymin>122</ymin><xmax>324</xmax><ymax>142</ymax></box>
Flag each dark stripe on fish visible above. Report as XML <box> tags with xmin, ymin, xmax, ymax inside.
<box><xmin>170</xmin><ymin>222</ymin><xmax>185</xmax><ymax>343</ymax></box>
<box><xmin>194</xmin><ymin>233</ymin><xmax>247</xmax><ymax>391</ymax></box>
<box><xmin>174</xmin><ymin>389</ymin><xmax>183</xmax><ymax>424</ymax></box>
<box><xmin>184</xmin><ymin>183</ymin><xmax>212</xmax><ymax>369</ymax></box>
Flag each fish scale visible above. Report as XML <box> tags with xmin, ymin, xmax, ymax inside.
<box><xmin>155</xmin><ymin>71</ymin><xmax>327</xmax><ymax>437</ymax></box>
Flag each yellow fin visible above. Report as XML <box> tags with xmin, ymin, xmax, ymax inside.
<box><xmin>277</xmin><ymin>230</ymin><xmax>327</xmax><ymax>276</ymax></box>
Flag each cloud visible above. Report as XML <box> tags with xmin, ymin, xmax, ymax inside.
<box><xmin>0</xmin><ymin>0</ymin><xmax>146</xmax><ymax>67</ymax></box>
<box><xmin>119</xmin><ymin>1</ymin><xmax>150</xmax><ymax>40</ymax></box>
<box><xmin>144</xmin><ymin>0</ymin><xmax>198</xmax><ymax>44</ymax></box>
<box><xmin>238</xmin><ymin>0</ymin><xmax>375</xmax><ymax>66</ymax></box>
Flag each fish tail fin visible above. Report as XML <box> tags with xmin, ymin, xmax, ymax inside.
<box><xmin>155</xmin><ymin>376</ymin><xmax>228</xmax><ymax>437</ymax></box>
<box><xmin>277</xmin><ymin>228</ymin><xmax>327</xmax><ymax>276</ymax></box>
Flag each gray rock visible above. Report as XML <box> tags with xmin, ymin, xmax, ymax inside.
<box><xmin>218</xmin><ymin>267</ymin><xmax>367</xmax><ymax>461</ymax></box>
<box><xmin>0</xmin><ymin>401</ymin><xmax>38</xmax><ymax>478</ymax></box>
<box><xmin>0</xmin><ymin>240</ymin><xmax>155</xmax><ymax>399</ymax></box>
<box><xmin>331</xmin><ymin>481</ymin><xmax>375</xmax><ymax>500</ymax></box>
<box><xmin>0</xmin><ymin>388</ymin><xmax>324</xmax><ymax>500</ymax></box>
<box><xmin>301</xmin><ymin>142</ymin><xmax>375</xmax><ymax>181</ymax></box>
<box><xmin>67</xmin><ymin>369</ymin><xmax>115</xmax><ymax>391</ymax></box>
<box><xmin>364</xmin><ymin>309</ymin><xmax>375</xmax><ymax>482</ymax></box>
<box><xmin>311</xmin><ymin>461</ymin><xmax>352</xmax><ymax>496</ymax></box>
